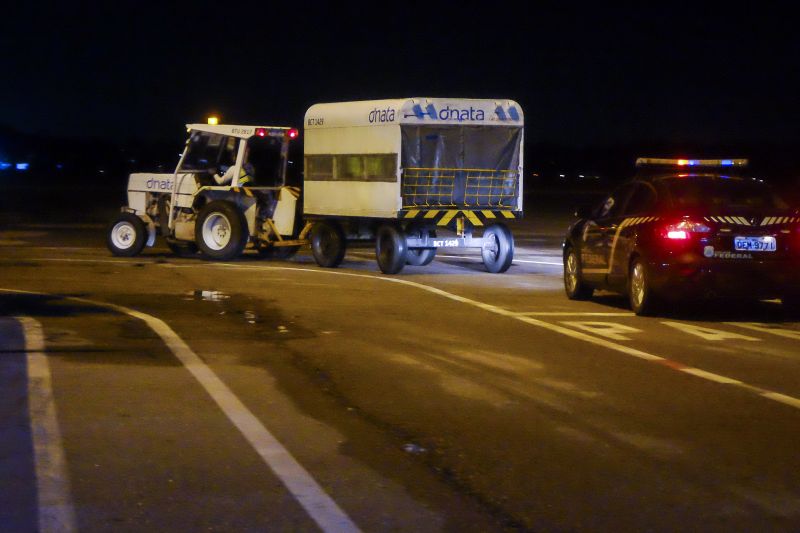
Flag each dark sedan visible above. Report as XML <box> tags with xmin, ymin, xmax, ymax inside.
<box><xmin>562</xmin><ymin>158</ymin><xmax>800</xmax><ymax>315</ymax></box>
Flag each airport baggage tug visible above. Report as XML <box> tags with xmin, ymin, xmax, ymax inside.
<box><xmin>303</xmin><ymin>97</ymin><xmax>524</xmax><ymax>274</ymax></box>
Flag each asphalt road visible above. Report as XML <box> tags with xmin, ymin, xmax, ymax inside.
<box><xmin>2</xmin><ymin>219</ymin><xmax>800</xmax><ymax>532</ymax></box>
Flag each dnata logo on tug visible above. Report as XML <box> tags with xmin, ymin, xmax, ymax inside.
<box><xmin>146</xmin><ymin>178</ymin><xmax>172</xmax><ymax>190</ymax></box>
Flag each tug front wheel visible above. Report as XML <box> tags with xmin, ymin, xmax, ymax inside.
<box><xmin>481</xmin><ymin>223</ymin><xmax>514</xmax><ymax>273</ymax></box>
<box><xmin>107</xmin><ymin>213</ymin><xmax>147</xmax><ymax>257</ymax></box>
<box><xmin>310</xmin><ymin>221</ymin><xmax>346</xmax><ymax>268</ymax></box>
<box><xmin>195</xmin><ymin>201</ymin><xmax>248</xmax><ymax>261</ymax></box>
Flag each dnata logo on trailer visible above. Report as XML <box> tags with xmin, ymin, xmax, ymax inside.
<box><xmin>404</xmin><ymin>104</ymin><xmax>519</xmax><ymax>122</ymax></box>
<box><xmin>368</xmin><ymin>107</ymin><xmax>396</xmax><ymax>123</ymax></box>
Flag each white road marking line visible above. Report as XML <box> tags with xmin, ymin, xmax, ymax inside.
<box><xmin>18</xmin><ymin>316</ymin><xmax>77</xmax><ymax>533</ymax></box>
<box><xmin>516</xmin><ymin>312</ymin><xmax>635</xmax><ymax>317</ymax></box>
<box><xmin>679</xmin><ymin>368</ymin><xmax>743</xmax><ymax>385</ymax></box>
<box><xmin>661</xmin><ymin>321</ymin><xmax>760</xmax><ymax>342</ymax></box>
<box><xmin>560</xmin><ymin>321</ymin><xmax>642</xmax><ymax>341</ymax></box>
<box><xmin>2</xmin><ymin>291</ymin><xmax>359</xmax><ymax>533</ymax></box>
<box><xmin>727</xmin><ymin>322</ymin><xmax>800</xmax><ymax>340</ymax></box>
<box><xmin>760</xmin><ymin>392</ymin><xmax>800</xmax><ymax>409</ymax></box>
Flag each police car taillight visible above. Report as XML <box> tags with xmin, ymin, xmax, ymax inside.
<box><xmin>287</xmin><ymin>128</ymin><xmax>299</xmax><ymax>139</ymax></box>
<box><xmin>255</xmin><ymin>128</ymin><xmax>267</xmax><ymax>137</ymax></box>
<box><xmin>663</xmin><ymin>220</ymin><xmax>711</xmax><ymax>240</ymax></box>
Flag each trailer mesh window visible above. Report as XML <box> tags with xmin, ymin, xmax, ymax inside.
<box><xmin>306</xmin><ymin>155</ymin><xmax>334</xmax><ymax>180</ymax></box>
<box><xmin>305</xmin><ymin>154</ymin><xmax>397</xmax><ymax>182</ymax></box>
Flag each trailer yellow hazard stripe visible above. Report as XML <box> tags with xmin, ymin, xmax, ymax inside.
<box><xmin>400</xmin><ymin>209</ymin><xmax>520</xmax><ymax>227</ymax></box>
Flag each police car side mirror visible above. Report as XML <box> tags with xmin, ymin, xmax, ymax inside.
<box><xmin>574</xmin><ymin>205</ymin><xmax>592</xmax><ymax>219</ymax></box>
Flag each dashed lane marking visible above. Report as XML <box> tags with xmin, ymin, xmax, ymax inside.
<box><xmin>18</xmin><ymin>316</ymin><xmax>77</xmax><ymax>533</ymax></box>
<box><xmin>2</xmin><ymin>290</ymin><xmax>360</xmax><ymax>533</ymax></box>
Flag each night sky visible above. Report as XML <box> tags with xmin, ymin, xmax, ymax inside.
<box><xmin>2</xmin><ymin>3</ymin><xmax>799</xmax><ymax>147</ymax></box>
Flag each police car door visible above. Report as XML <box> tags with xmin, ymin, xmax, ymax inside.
<box><xmin>580</xmin><ymin>184</ymin><xmax>634</xmax><ymax>284</ymax></box>
<box><xmin>608</xmin><ymin>182</ymin><xmax>657</xmax><ymax>288</ymax></box>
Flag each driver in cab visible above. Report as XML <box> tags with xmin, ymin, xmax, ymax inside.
<box><xmin>214</xmin><ymin>144</ymin><xmax>254</xmax><ymax>186</ymax></box>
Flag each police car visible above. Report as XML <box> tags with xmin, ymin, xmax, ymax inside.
<box><xmin>562</xmin><ymin>158</ymin><xmax>800</xmax><ymax>315</ymax></box>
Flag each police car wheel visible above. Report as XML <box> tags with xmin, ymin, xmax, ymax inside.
<box><xmin>107</xmin><ymin>213</ymin><xmax>147</xmax><ymax>257</ymax></box>
<box><xmin>564</xmin><ymin>248</ymin><xmax>593</xmax><ymax>300</ymax></box>
<box><xmin>376</xmin><ymin>224</ymin><xmax>408</xmax><ymax>274</ymax></box>
<box><xmin>195</xmin><ymin>201</ymin><xmax>248</xmax><ymax>261</ymax></box>
<box><xmin>405</xmin><ymin>223</ymin><xmax>436</xmax><ymax>266</ymax></box>
<box><xmin>166</xmin><ymin>238</ymin><xmax>198</xmax><ymax>257</ymax></box>
<box><xmin>481</xmin><ymin>223</ymin><xmax>514</xmax><ymax>273</ymax></box>
<box><xmin>310</xmin><ymin>221</ymin><xmax>346</xmax><ymax>268</ymax></box>
<box><xmin>629</xmin><ymin>259</ymin><xmax>660</xmax><ymax>316</ymax></box>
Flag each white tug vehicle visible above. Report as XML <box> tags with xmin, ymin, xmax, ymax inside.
<box><xmin>107</xmin><ymin>123</ymin><xmax>304</xmax><ymax>260</ymax></box>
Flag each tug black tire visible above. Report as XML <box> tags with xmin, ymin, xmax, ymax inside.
<box><xmin>481</xmin><ymin>223</ymin><xmax>514</xmax><ymax>273</ymax></box>
<box><xmin>195</xmin><ymin>201</ymin><xmax>248</xmax><ymax>261</ymax></box>
<box><xmin>107</xmin><ymin>213</ymin><xmax>147</xmax><ymax>257</ymax></box>
<box><xmin>376</xmin><ymin>224</ymin><xmax>408</xmax><ymax>274</ymax></box>
<box><xmin>310</xmin><ymin>221</ymin><xmax>346</xmax><ymax>268</ymax></box>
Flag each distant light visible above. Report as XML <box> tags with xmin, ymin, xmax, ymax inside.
<box><xmin>16</xmin><ymin>163</ymin><xmax>29</xmax><ymax>171</ymax></box>
<box><xmin>559</xmin><ymin>174</ymin><xmax>566</xmax><ymax>178</ymax></box>
<box><xmin>255</xmin><ymin>127</ymin><xmax>267</xmax><ymax>137</ymax></box>
<box><xmin>56</xmin><ymin>163</ymin><xmax>64</xmax><ymax>170</ymax></box>
<box><xmin>0</xmin><ymin>161</ymin><xmax>11</xmax><ymax>170</ymax></box>
<box><xmin>720</xmin><ymin>159</ymin><xmax>733</xmax><ymax>166</ymax></box>
<box><xmin>287</xmin><ymin>128</ymin><xmax>299</xmax><ymax>139</ymax></box>
<box><xmin>207</xmin><ymin>116</ymin><xmax>219</xmax><ymax>125</ymax></box>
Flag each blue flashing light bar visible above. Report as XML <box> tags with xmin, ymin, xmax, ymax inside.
<box><xmin>16</xmin><ymin>162</ymin><xmax>29</xmax><ymax>171</ymax></box>
<box><xmin>0</xmin><ymin>161</ymin><xmax>11</xmax><ymax>170</ymax></box>
<box><xmin>636</xmin><ymin>158</ymin><xmax>748</xmax><ymax>168</ymax></box>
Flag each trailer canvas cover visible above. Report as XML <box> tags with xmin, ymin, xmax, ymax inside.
<box><xmin>304</xmin><ymin>98</ymin><xmax>523</xmax><ymax>218</ymax></box>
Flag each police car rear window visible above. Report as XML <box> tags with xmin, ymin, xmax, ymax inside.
<box><xmin>661</xmin><ymin>177</ymin><xmax>788</xmax><ymax>211</ymax></box>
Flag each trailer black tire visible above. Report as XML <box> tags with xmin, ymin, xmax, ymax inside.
<box><xmin>481</xmin><ymin>223</ymin><xmax>514</xmax><ymax>273</ymax></box>
<box><xmin>166</xmin><ymin>238</ymin><xmax>198</xmax><ymax>257</ymax></box>
<box><xmin>376</xmin><ymin>224</ymin><xmax>408</xmax><ymax>274</ymax></box>
<box><xmin>195</xmin><ymin>201</ymin><xmax>248</xmax><ymax>261</ymax></box>
<box><xmin>310</xmin><ymin>221</ymin><xmax>346</xmax><ymax>268</ymax></box>
<box><xmin>107</xmin><ymin>213</ymin><xmax>148</xmax><ymax>257</ymax></box>
<box><xmin>405</xmin><ymin>223</ymin><xmax>437</xmax><ymax>266</ymax></box>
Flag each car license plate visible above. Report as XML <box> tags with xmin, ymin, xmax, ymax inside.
<box><xmin>734</xmin><ymin>236</ymin><xmax>776</xmax><ymax>252</ymax></box>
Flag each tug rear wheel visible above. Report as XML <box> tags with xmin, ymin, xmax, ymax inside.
<box><xmin>107</xmin><ymin>213</ymin><xmax>147</xmax><ymax>257</ymax></box>
<box><xmin>405</xmin><ymin>223</ymin><xmax>437</xmax><ymax>266</ymax></box>
<box><xmin>376</xmin><ymin>224</ymin><xmax>408</xmax><ymax>274</ymax></box>
<box><xmin>310</xmin><ymin>221</ymin><xmax>346</xmax><ymax>268</ymax></box>
<box><xmin>481</xmin><ymin>223</ymin><xmax>514</xmax><ymax>273</ymax></box>
<box><xmin>195</xmin><ymin>201</ymin><xmax>248</xmax><ymax>261</ymax></box>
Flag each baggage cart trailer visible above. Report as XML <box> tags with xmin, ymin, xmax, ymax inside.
<box><xmin>303</xmin><ymin>97</ymin><xmax>524</xmax><ymax>274</ymax></box>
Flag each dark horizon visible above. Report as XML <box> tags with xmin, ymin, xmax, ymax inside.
<box><xmin>2</xmin><ymin>4</ymin><xmax>798</xmax><ymax>147</ymax></box>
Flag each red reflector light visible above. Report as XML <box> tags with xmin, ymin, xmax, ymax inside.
<box><xmin>666</xmin><ymin>230</ymin><xmax>689</xmax><ymax>240</ymax></box>
<box><xmin>287</xmin><ymin>128</ymin><xmax>299</xmax><ymax>139</ymax></box>
<box><xmin>255</xmin><ymin>128</ymin><xmax>267</xmax><ymax>137</ymax></box>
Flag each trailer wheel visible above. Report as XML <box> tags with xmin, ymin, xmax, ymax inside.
<box><xmin>195</xmin><ymin>201</ymin><xmax>248</xmax><ymax>261</ymax></box>
<box><xmin>376</xmin><ymin>224</ymin><xmax>408</xmax><ymax>274</ymax></box>
<box><xmin>405</xmin><ymin>223</ymin><xmax>437</xmax><ymax>266</ymax></box>
<box><xmin>310</xmin><ymin>221</ymin><xmax>346</xmax><ymax>268</ymax></box>
<box><xmin>481</xmin><ymin>223</ymin><xmax>514</xmax><ymax>273</ymax></box>
<box><xmin>166</xmin><ymin>238</ymin><xmax>198</xmax><ymax>257</ymax></box>
<box><xmin>107</xmin><ymin>213</ymin><xmax>147</xmax><ymax>257</ymax></box>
